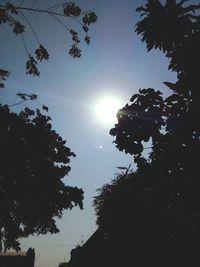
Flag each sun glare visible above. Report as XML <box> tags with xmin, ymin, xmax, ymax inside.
<box><xmin>94</xmin><ymin>95</ymin><xmax>123</xmax><ymax>126</ymax></box>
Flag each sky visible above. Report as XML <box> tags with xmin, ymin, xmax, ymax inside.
<box><xmin>1</xmin><ymin>0</ymin><xmax>177</xmax><ymax>266</ymax></box>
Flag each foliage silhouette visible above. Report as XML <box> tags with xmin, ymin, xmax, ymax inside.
<box><xmin>135</xmin><ymin>0</ymin><xmax>200</xmax><ymax>99</ymax></box>
<box><xmin>0</xmin><ymin>1</ymin><xmax>97</xmax><ymax>86</ymax></box>
<box><xmin>0</xmin><ymin>0</ymin><xmax>97</xmax><ymax>251</ymax></box>
<box><xmin>94</xmin><ymin>0</ymin><xmax>200</xmax><ymax>265</ymax></box>
<box><xmin>0</xmin><ymin>95</ymin><xmax>83</xmax><ymax>251</ymax></box>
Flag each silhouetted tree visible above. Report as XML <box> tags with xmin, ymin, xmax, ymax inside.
<box><xmin>0</xmin><ymin>1</ymin><xmax>97</xmax><ymax>87</ymax></box>
<box><xmin>135</xmin><ymin>0</ymin><xmax>200</xmax><ymax>100</ymax></box>
<box><xmin>0</xmin><ymin>1</ymin><xmax>97</xmax><ymax>251</ymax></box>
<box><xmin>0</xmin><ymin>94</ymin><xmax>83</xmax><ymax>251</ymax></box>
<box><xmin>94</xmin><ymin>0</ymin><xmax>200</xmax><ymax>265</ymax></box>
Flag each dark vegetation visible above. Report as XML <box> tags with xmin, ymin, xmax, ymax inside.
<box><xmin>0</xmin><ymin>96</ymin><xmax>83</xmax><ymax>251</ymax></box>
<box><xmin>0</xmin><ymin>1</ymin><xmax>97</xmax><ymax>251</ymax></box>
<box><xmin>0</xmin><ymin>1</ymin><xmax>97</xmax><ymax>86</ymax></box>
<box><xmin>1</xmin><ymin>1</ymin><xmax>200</xmax><ymax>265</ymax></box>
<box><xmin>93</xmin><ymin>0</ymin><xmax>200</xmax><ymax>265</ymax></box>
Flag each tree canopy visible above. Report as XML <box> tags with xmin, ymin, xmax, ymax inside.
<box><xmin>0</xmin><ymin>1</ymin><xmax>97</xmax><ymax>86</ymax></box>
<box><xmin>0</xmin><ymin>95</ymin><xmax>83</xmax><ymax>251</ymax></box>
<box><xmin>94</xmin><ymin>0</ymin><xmax>200</xmax><ymax>261</ymax></box>
<box><xmin>0</xmin><ymin>1</ymin><xmax>97</xmax><ymax>251</ymax></box>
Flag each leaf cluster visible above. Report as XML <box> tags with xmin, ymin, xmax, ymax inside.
<box><xmin>0</xmin><ymin>1</ymin><xmax>97</xmax><ymax>82</ymax></box>
<box><xmin>0</xmin><ymin>69</ymin><xmax>10</xmax><ymax>88</ymax></box>
<box><xmin>110</xmin><ymin>88</ymin><xmax>164</xmax><ymax>156</ymax></box>
<box><xmin>135</xmin><ymin>0</ymin><xmax>200</xmax><ymax>99</ymax></box>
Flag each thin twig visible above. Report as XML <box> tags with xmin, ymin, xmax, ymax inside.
<box><xmin>31</xmin><ymin>0</ymin><xmax>37</xmax><ymax>9</ymax></box>
<box><xmin>49</xmin><ymin>13</ymin><xmax>70</xmax><ymax>33</ymax></box>
<box><xmin>18</xmin><ymin>9</ymin><xmax>40</xmax><ymax>44</ymax></box>
<box><xmin>8</xmin><ymin>100</ymin><xmax>26</xmax><ymax>107</ymax></box>
<box><xmin>46</xmin><ymin>2</ymin><xmax>65</xmax><ymax>12</ymax></box>
<box><xmin>82</xmin><ymin>7</ymin><xmax>97</xmax><ymax>14</ymax></box>
<box><xmin>28</xmin><ymin>10</ymin><xmax>38</xmax><ymax>23</ymax></box>
<box><xmin>0</xmin><ymin>5</ymin><xmax>72</xmax><ymax>18</ymax></box>
<box><xmin>0</xmin><ymin>4</ymin><xmax>84</xmax><ymax>27</ymax></box>
<box><xmin>12</xmin><ymin>95</ymin><xmax>18</xmax><ymax>105</ymax></box>
<box><xmin>19</xmin><ymin>0</ymin><xmax>25</xmax><ymax>7</ymax></box>
<box><xmin>69</xmin><ymin>15</ymin><xmax>84</xmax><ymax>27</ymax></box>
<box><xmin>6</xmin><ymin>12</ymin><xmax>16</xmax><ymax>25</ymax></box>
<box><xmin>20</xmin><ymin>33</ymin><xmax>29</xmax><ymax>56</ymax></box>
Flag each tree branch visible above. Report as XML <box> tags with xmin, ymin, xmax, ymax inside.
<box><xmin>0</xmin><ymin>4</ymin><xmax>82</xmax><ymax>20</ymax></box>
<box><xmin>17</xmin><ymin>9</ymin><xmax>40</xmax><ymax>44</ymax></box>
<box><xmin>49</xmin><ymin>13</ymin><xmax>71</xmax><ymax>33</ymax></box>
<box><xmin>8</xmin><ymin>99</ymin><xmax>26</xmax><ymax>107</ymax></box>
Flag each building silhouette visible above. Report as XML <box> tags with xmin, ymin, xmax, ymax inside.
<box><xmin>0</xmin><ymin>248</ymin><xmax>35</xmax><ymax>267</ymax></box>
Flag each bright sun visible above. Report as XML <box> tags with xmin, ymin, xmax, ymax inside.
<box><xmin>94</xmin><ymin>95</ymin><xmax>123</xmax><ymax>126</ymax></box>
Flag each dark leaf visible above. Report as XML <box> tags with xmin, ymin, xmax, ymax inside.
<box><xmin>70</xmin><ymin>29</ymin><xmax>80</xmax><ymax>45</ymax></box>
<box><xmin>117</xmin><ymin>166</ymin><xmax>129</xmax><ymax>170</ymax></box>
<box><xmin>69</xmin><ymin>44</ymin><xmax>81</xmax><ymax>58</ymax></box>
<box><xmin>0</xmin><ymin>8</ymin><xmax>9</xmax><ymax>24</ymax></box>
<box><xmin>42</xmin><ymin>105</ymin><xmax>49</xmax><ymax>112</ymax></box>
<box><xmin>26</xmin><ymin>55</ymin><xmax>40</xmax><ymax>76</ymax></box>
<box><xmin>0</xmin><ymin>69</ymin><xmax>10</xmax><ymax>81</ymax></box>
<box><xmin>82</xmin><ymin>25</ymin><xmax>89</xmax><ymax>32</ymax></box>
<box><xmin>29</xmin><ymin>94</ymin><xmax>38</xmax><ymax>100</ymax></box>
<box><xmin>13</xmin><ymin>21</ymin><xmax>25</xmax><ymax>35</ymax></box>
<box><xmin>6</xmin><ymin>3</ymin><xmax>18</xmax><ymax>14</ymax></box>
<box><xmin>63</xmin><ymin>2</ymin><xmax>81</xmax><ymax>17</ymax></box>
<box><xmin>82</xmin><ymin>12</ymin><xmax>98</xmax><ymax>25</ymax></box>
<box><xmin>84</xmin><ymin>35</ymin><xmax>91</xmax><ymax>45</ymax></box>
<box><xmin>35</xmin><ymin>45</ymin><xmax>49</xmax><ymax>61</ymax></box>
<box><xmin>24</xmin><ymin>107</ymin><xmax>35</xmax><ymax>116</ymax></box>
<box><xmin>16</xmin><ymin>93</ymin><xmax>27</xmax><ymax>100</ymax></box>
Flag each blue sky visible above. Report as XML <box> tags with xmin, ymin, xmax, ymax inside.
<box><xmin>1</xmin><ymin>0</ymin><xmax>177</xmax><ymax>266</ymax></box>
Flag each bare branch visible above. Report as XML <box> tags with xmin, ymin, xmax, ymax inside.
<box><xmin>30</xmin><ymin>0</ymin><xmax>37</xmax><ymax>9</ymax></box>
<box><xmin>19</xmin><ymin>0</ymin><xmax>25</xmax><ymax>7</ymax></box>
<box><xmin>0</xmin><ymin>4</ymin><xmax>80</xmax><ymax>19</ymax></box>
<box><xmin>49</xmin><ymin>13</ymin><xmax>71</xmax><ymax>33</ymax></box>
<box><xmin>20</xmin><ymin>33</ymin><xmax>29</xmax><ymax>56</ymax></box>
<box><xmin>8</xmin><ymin>99</ymin><xmax>26</xmax><ymax>107</ymax></box>
<box><xmin>46</xmin><ymin>2</ymin><xmax>66</xmax><ymax>12</ymax></box>
<box><xmin>17</xmin><ymin>9</ymin><xmax>40</xmax><ymax>44</ymax></box>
